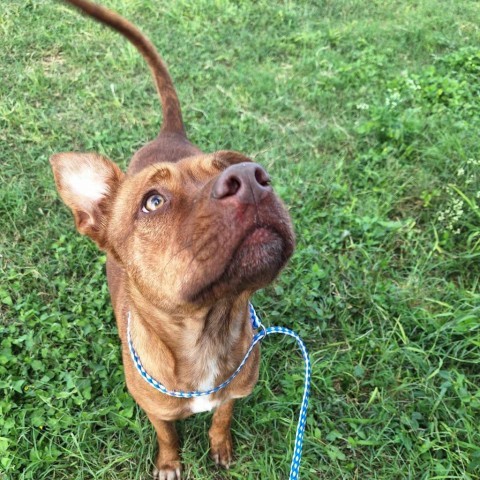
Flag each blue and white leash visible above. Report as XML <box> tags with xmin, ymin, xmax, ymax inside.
<box><xmin>127</xmin><ymin>304</ymin><xmax>311</xmax><ymax>480</ymax></box>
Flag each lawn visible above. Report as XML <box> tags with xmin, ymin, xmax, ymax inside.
<box><xmin>1</xmin><ymin>0</ymin><xmax>480</xmax><ymax>479</ymax></box>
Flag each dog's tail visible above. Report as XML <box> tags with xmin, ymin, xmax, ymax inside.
<box><xmin>64</xmin><ymin>0</ymin><xmax>185</xmax><ymax>135</ymax></box>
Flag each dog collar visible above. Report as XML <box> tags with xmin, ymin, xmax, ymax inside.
<box><xmin>127</xmin><ymin>303</ymin><xmax>264</xmax><ymax>398</ymax></box>
<box><xmin>127</xmin><ymin>303</ymin><xmax>311</xmax><ymax>480</ymax></box>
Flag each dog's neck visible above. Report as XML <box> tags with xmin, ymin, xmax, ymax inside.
<box><xmin>127</xmin><ymin>283</ymin><xmax>253</xmax><ymax>390</ymax></box>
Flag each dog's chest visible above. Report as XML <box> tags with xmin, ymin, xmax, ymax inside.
<box><xmin>190</xmin><ymin>395</ymin><xmax>218</xmax><ymax>413</ymax></box>
<box><xmin>189</xmin><ymin>358</ymin><xmax>220</xmax><ymax>413</ymax></box>
<box><xmin>185</xmin><ymin>318</ymin><xmax>244</xmax><ymax>413</ymax></box>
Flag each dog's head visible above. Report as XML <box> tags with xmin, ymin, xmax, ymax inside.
<box><xmin>51</xmin><ymin>150</ymin><xmax>294</xmax><ymax>308</ymax></box>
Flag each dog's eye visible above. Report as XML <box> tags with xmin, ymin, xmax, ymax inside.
<box><xmin>142</xmin><ymin>193</ymin><xmax>165</xmax><ymax>213</ymax></box>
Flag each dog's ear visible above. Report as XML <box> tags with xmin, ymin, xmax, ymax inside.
<box><xmin>50</xmin><ymin>152</ymin><xmax>124</xmax><ymax>249</ymax></box>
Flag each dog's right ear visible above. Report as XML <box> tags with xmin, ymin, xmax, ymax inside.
<box><xmin>50</xmin><ymin>152</ymin><xmax>124</xmax><ymax>249</ymax></box>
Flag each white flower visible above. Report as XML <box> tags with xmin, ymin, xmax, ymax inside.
<box><xmin>405</xmin><ymin>77</ymin><xmax>421</xmax><ymax>91</ymax></box>
<box><xmin>356</xmin><ymin>103</ymin><xmax>369</xmax><ymax>110</ymax></box>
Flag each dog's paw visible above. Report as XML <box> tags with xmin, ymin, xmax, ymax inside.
<box><xmin>210</xmin><ymin>433</ymin><xmax>233</xmax><ymax>469</ymax></box>
<box><xmin>153</xmin><ymin>462</ymin><xmax>182</xmax><ymax>480</ymax></box>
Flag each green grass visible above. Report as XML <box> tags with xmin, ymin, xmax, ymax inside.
<box><xmin>1</xmin><ymin>0</ymin><xmax>480</xmax><ymax>478</ymax></box>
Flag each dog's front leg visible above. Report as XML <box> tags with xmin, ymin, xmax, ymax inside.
<box><xmin>208</xmin><ymin>399</ymin><xmax>235</xmax><ymax>469</ymax></box>
<box><xmin>146</xmin><ymin>413</ymin><xmax>181</xmax><ymax>480</ymax></box>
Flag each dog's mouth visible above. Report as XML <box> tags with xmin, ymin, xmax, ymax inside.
<box><xmin>188</xmin><ymin>224</ymin><xmax>290</xmax><ymax>303</ymax></box>
<box><xmin>229</xmin><ymin>225</ymin><xmax>286</xmax><ymax>272</ymax></box>
<box><xmin>241</xmin><ymin>226</ymin><xmax>279</xmax><ymax>247</ymax></box>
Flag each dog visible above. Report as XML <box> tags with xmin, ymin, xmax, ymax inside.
<box><xmin>50</xmin><ymin>1</ymin><xmax>295</xmax><ymax>478</ymax></box>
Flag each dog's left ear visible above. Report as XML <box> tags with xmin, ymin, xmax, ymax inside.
<box><xmin>50</xmin><ymin>152</ymin><xmax>124</xmax><ymax>249</ymax></box>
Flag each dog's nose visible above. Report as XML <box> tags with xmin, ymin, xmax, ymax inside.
<box><xmin>211</xmin><ymin>163</ymin><xmax>272</xmax><ymax>204</ymax></box>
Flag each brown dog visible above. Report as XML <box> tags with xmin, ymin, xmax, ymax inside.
<box><xmin>50</xmin><ymin>1</ymin><xmax>295</xmax><ymax>478</ymax></box>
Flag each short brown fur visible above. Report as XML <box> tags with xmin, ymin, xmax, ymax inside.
<box><xmin>50</xmin><ymin>1</ymin><xmax>294</xmax><ymax>478</ymax></box>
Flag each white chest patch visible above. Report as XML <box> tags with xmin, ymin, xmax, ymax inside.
<box><xmin>190</xmin><ymin>396</ymin><xmax>219</xmax><ymax>413</ymax></box>
<box><xmin>190</xmin><ymin>358</ymin><xmax>220</xmax><ymax>413</ymax></box>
